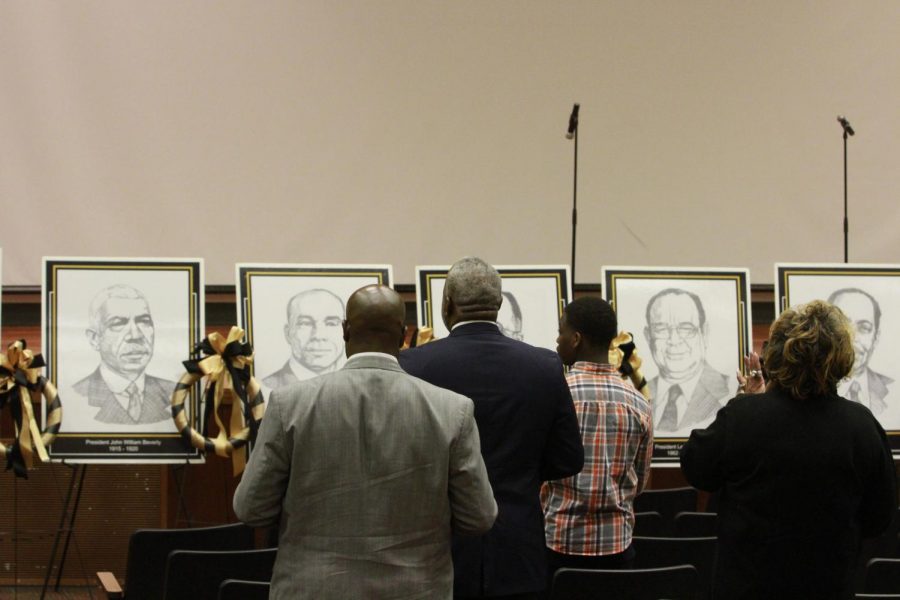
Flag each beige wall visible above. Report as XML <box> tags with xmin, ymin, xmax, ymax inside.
<box><xmin>1</xmin><ymin>1</ymin><xmax>898</xmax><ymax>286</ymax></box>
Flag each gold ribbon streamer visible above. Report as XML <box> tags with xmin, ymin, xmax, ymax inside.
<box><xmin>0</xmin><ymin>341</ymin><xmax>50</xmax><ymax>470</ymax></box>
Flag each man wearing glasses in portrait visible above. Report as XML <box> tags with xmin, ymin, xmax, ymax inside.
<box><xmin>644</xmin><ymin>288</ymin><xmax>731</xmax><ymax>434</ymax></box>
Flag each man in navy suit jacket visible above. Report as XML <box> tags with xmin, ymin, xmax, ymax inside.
<box><xmin>400</xmin><ymin>257</ymin><xmax>584</xmax><ymax>599</ymax></box>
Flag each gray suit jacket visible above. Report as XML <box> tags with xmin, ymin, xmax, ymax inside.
<box><xmin>233</xmin><ymin>354</ymin><xmax>497</xmax><ymax>600</ymax></box>
<box><xmin>649</xmin><ymin>361</ymin><xmax>730</xmax><ymax>433</ymax></box>
<box><xmin>72</xmin><ymin>367</ymin><xmax>175</xmax><ymax>425</ymax></box>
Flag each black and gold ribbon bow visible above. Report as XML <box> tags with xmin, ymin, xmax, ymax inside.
<box><xmin>182</xmin><ymin>327</ymin><xmax>257</xmax><ymax>475</ymax></box>
<box><xmin>0</xmin><ymin>340</ymin><xmax>51</xmax><ymax>477</ymax></box>
<box><xmin>609</xmin><ymin>332</ymin><xmax>651</xmax><ymax>402</ymax></box>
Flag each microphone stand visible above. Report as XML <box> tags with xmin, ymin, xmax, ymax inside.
<box><xmin>837</xmin><ymin>115</ymin><xmax>854</xmax><ymax>263</ymax></box>
<box><xmin>842</xmin><ymin>127</ymin><xmax>849</xmax><ymax>263</ymax></box>
<box><xmin>570</xmin><ymin>126</ymin><xmax>578</xmax><ymax>285</ymax></box>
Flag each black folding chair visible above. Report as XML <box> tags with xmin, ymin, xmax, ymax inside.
<box><xmin>97</xmin><ymin>522</ymin><xmax>255</xmax><ymax>600</ymax></box>
<box><xmin>864</xmin><ymin>558</ymin><xmax>900</xmax><ymax>594</ymax></box>
<box><xmin>163</xmin><ymin>547</ymin><xmax>278</xmax><ymax>600</ymax></box>
<box><xmin>673</xmin><ymin>511</ymin><xmax>717</xmax><ymax>537</ymax></box>
<box><xmin>634</xmin><ymin>487</ymin><xmax>699</xmax><ymax>533</ymax></box>
<box><xmin>857</xmin><ymin>508</ymin><xmax>900</xmax><ymax>590</ymax></box>
<box><xmin>549</xmin><ymin>565</ymin><xmax>699</xmax><ymax>600</ymax></box>
<box><xmin>632</xmin><ymin>536</ymin><xmax>717</xmax><ymax>599</ymax></box>
<box><xmin>634</xmin><ymin>511</ymin><xmax>665</xmax><ymax>537</ymax></box>
<box><xmin>218</xmin><ymin>579</ymin><xmax>270</xmax><ymax>600</ymax></box>
<box><xmin>856</xmin><ymin>594</ymin><xmax>900</xmax><ymax>599</ymax></box>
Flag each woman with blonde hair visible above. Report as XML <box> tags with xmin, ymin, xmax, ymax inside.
<box><xmin>680</xmin><ymin>300</ymin><xmax>897</xmax><ymax>599</ymax></box>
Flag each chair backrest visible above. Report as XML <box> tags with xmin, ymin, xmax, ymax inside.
<box><xmin>634</xmin><ymin>511</ymin><xmax>665</xmax><ymax>537</ymax></box>
<box><xmin>123</xmin><ymin>522</ymin><xmax>255</xmax><ymax>600</ymax></box>
<box><xmin>865</xmin><ymin>558</ymin><xmax>900</xmax><ymax>594</ymax></box>
<box><xmin>633</xmin><ymin>487</ymin><xmax>699</xmax><ymax>525</ymax></box>
<box><xmin>856</xmin><ymin>594</ymin><xmax>900</xmax><ymax>599</ymax></box>
<box><xmin>856</xmin><ymin>508</ymin><xmax>900</xmax><ymax>590</ymax></box>
<box><xmin>163</xmin><ymin>548</ymin><xmax>278</xmax><ymax>600</ymax></box>
<box><xmin>632</xmin><ymin>536</ymin><xmax>717</xmax><ymax>599</ymax></box>
<box><xmin>674</xmin><ymin>511</ymin><xmax>718</xmax><ymax>537</ymax></box>
<box><xmin>549</xmin><ymin>565</ymin><xmax>699</xmax><ymax>600</ymax></box>
<box><xmin>218</xmin><ymin>579</ymin><xmax>271</xmax><ymax>600</ymax></box>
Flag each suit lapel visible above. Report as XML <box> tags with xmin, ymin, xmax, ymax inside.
<box><xmin>681</xmin><ymin>364</ymin><xmax>728</xmax><ymax>426</ymax></box>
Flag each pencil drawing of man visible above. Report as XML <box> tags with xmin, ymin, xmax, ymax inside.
<box><xmin>644</xmin><ymin>288</ymin><xmax>730</xmax><ymax>434</ymax></box>
<box><xmin>262</xmin><ymin>288</ymin><xmax>346</xmax><ymax>390</ymax></box>
<box><xmin>829</xmin><ymin>287</ymin><xmax>894</xmax><ymax>416</ymax></box>
<box><xmin>497</xmin><ymin>291</ymin><xmax>524</xmax><ymax>341</ymax></box>
<box><xmin>73</xmin><ymin>284</ymin><xmax>177</xmax><ymax>425</ymax></box>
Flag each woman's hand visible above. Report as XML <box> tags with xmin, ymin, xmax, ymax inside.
<box><xmin>737</xmin><ymin>351</ymin><xmax>766</xmax><ymax>394</ymax></box>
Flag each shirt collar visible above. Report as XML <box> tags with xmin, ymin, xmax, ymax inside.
<box><xmin>451</xmin><ymin>320</ymin><xmax>499</xmax><ymax>331</ymax></box>
<box><xmin>570</xmin><ymin>361</ymin><xmax>618</xmax><ymax>375</ymax></box>
<box><xmin>345</xmin><ymin>352</ymin><xmax>399</xmax><ymax>365</ymax></box>
<box><xmin>99</xmin><ymin>363</ymin><xmax>146</xmax><ymax>395</ymax></box>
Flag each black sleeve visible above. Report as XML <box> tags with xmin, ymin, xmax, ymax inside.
<box><xmin>679</xmin><ymin>404</ymin><xmax>728</xmax><ymax>492</ymax></box>
<box><xmin>858</xmin><ymin>416</ymin><xmax>898</xmax><ymax>538</ymax></box>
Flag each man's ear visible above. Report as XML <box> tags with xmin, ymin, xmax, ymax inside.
<box><xmin>283</xmin><ymin>323</ymin><xmax>292</xmax><ymax>345</ymax></box>
<box><xmin>572</xmin><ymin>331</ymin><xmax>583</xmax><ymax>350</ymax></box>
<box><xmin>342</xmin><ymin>320</ymin><xmax>350</xmax><ymax>343</ymax></box>
<box><xmin>442</xmin><ymin>294</ymin><xmax>455</xmax><ymax>328</ymax></box>
<box><xmin>643</xmin><ymin>326</ymin><xmax>651</xmax><ymax>344</ymax></box>
<box><xmin>701</xmin><ymin>322</ymin><xmax>710</xmax><ymax>343</ymax></box>
<box><xmin>86</xmin><ymin>328</ymin><xmax>100</xmax><ymax>351</ymax></box>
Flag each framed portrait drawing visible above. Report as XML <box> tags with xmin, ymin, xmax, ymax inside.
<box><xmin>776</xmin><ymin>263</ymin><xmax>900</xmax><ymax>453</ymax></box>
<box><xmin>43</xmin><ymin>257</ymin><xmax>204</xmax><ymax>463</ymax></box>
<box><xmin>236</xmin><ymin>264</ymin><xmax>392</xmax><ymax>394</ymax></box>
<box><xmin>415</xmin><ymin>265</ymin><xmax>571</xmax><ymax>351</ymax></box>
<box><xmin>603</xmin><ymin>266</ymin><xmax>752</xmax><ymax>465</ymax></box>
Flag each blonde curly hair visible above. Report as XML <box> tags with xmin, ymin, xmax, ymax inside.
<box><xmin>763</xmin><ymin>300</ymin><xmax>855</xmax><ymax>400</ymax></box>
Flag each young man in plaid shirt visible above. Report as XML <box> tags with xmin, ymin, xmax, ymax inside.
<box><xmin>541</xmin><ymin>296</ymin><xmax>654</xmax><ymax>586</ymax></box>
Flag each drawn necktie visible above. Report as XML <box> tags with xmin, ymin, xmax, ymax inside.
<box><xmin>126</xmin><ymin>382</ymin><xmax>142</xmax><ymax>422</ymax></box>
<box><xmin>658</xmin><ymin>384</ymin><xmax>682</xmax><ymax>431</ymax></box>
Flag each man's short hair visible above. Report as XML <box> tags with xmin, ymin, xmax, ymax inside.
<box><xmin>88</xmin><ymin>284</ymin><xmax>148</xmax><ymax>331</ymax></box>
<box><xmin>645</xmin><ymin>288</ymin><xmax>706</xmax><ymax>327</ymax></box>
<box><xmin>445</xmin><ymin>257</ymin><xmax>502</xmax><ymax>311</ymax></box>
<box><xmin>564</xmin><ymin>297</ymin><xmax>617</xmax><ymax>347</ymax></box>
<box><xmin>827</xmin><ymin>287</ymin><xmax>881</xmax><ymax>331</ymax></box>
<box><xmin>285</xmin><ymin>288</ymin><xmax>345</xmax><ymax>321</ymax></box>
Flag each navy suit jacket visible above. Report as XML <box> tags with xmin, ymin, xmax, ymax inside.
<box><xmin>399</xmin><ymin>322</ymin><xmax>584</xmax><ymax>596</ymax></box>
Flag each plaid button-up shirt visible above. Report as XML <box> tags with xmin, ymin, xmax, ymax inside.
<box><xmin>542</xmin><ymin>361</ymin><xmax>653</xmax><ymax>556</ymax></box>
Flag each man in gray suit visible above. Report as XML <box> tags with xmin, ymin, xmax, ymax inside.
<box><xmin>829</xmin><ymin>287</ymin><xmax>894</xmax><ymax>416</ymax></box>
<box><xmin>234</xmin><ymin>285</ymin><xmax>497</xmax><ymax>599</ymax></box>
<box><xmin>72</xmin><ymin>284</ymin><xmax>176</xmax><ymax>427</ymax></box>
<box><xmin>644</xmin><ymin>288</ymin><xmax>731</xmax><ymax>434</ymax></box>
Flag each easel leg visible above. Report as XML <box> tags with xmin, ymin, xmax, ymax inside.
<box><xmin>173</xmin><ymin>458</ymin><xmax>193</xmax><ymax>527</ymax></box>
<box><xmin>55</xmin><ymin>464</ymin><xmax>88</xmax><ymax>589</ymax></box>
<box><xmin>40</xmin><ymin>463</ymin><xmax>87</xmax><ymax>600</ymax></box>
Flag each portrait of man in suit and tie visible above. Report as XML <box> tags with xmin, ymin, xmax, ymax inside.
<box><xmin>73</xmin><ymin>284</ymin><xmax>177</xmax><ymax>427</ymax></box>
<box><xmin>262</xmin><ymin>288</ymin><xmax>346</xmax><ymax>391</ymax></box>
<box><xmin>828</xmin><ymin>287</ymin><xmax>894</xmax><ymax>416</ymax></box>
<box><xmin>644</xmin><ymin>288</ymin><xmax>731</xmax><ymax>435</ymax></box>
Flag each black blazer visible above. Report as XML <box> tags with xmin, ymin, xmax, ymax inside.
<box><xmin>400</xmin><ymin>322</ymin><xmax>584</xmax><ymax>596</ymax></box>
<box><xmin>680</xmin><ymin>389</ymin><xmax>897</xmax><ymax>600</ymax></box>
